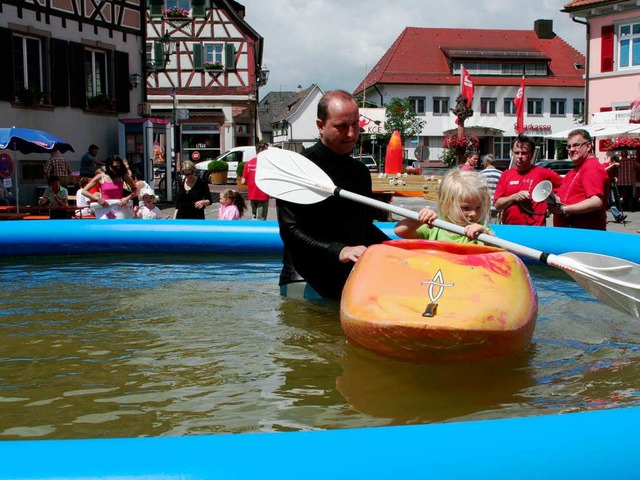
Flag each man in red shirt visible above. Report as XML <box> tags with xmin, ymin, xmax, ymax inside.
<box><xmin>548</xmin><ymin>129</ymin><xmax>609</xmax><ymax>230</ymax></box>
<box><xmin>241</xmin><ymin>141</ymin><xmax>270</xmax><ymax>220</ymax></box>
<box><xmin>494</xmin><ymin>134</ymin><xmax>562</xmax><ymax>226</ymax></box>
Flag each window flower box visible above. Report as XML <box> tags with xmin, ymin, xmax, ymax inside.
<box><xmin>163</xmin><ymin>6</ymin><xmax>189</xmax><ymax>17</ymax></box>
<box><xmin>603</xmin><ymin>136</ymin><xmax>640</xmax><ymax>151</ymax></box>
<box><xmin>87</xmin><ymin>94</ymin><xmax>115</xmax><ymax>111</ymax></box>
<box><xmin>204</xmin><ymin>62</ymin><xmax>224</xmax><ymax>72</ymax></box>
<box><xmin>16</xmin><ymin>86</ymin><xmax>44</xmax><ymax>106</ymax></box>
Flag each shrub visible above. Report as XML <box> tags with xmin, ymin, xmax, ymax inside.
<box><xmin>207</xmin><ymin>160</ymin><xmax>229</xmax><ymax>173</ymax></box>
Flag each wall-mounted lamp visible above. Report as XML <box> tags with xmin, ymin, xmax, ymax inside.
<box><xmin>256</xmin><ymin>66</ymin><xmax>270</xmax><ymax>87</ymax></box>
<box><xmin>129</xmin><ymin>73</ymin><xmax>142</xmax><ymax>90</ymax></box>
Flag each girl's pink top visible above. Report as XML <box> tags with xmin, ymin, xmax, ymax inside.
<box><xmin>101</xmin><ymin>177</ymin><xmax>124</xmax><ymax>200</ymax></box>
<box><xmin>219</xmin><ymin>204</ymin><xmax>240</xmax><ymax>220</ymax></box>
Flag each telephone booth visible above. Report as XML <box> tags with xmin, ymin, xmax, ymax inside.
<box><xmin>118</xmin><ymin>118</ymin><xmax>173</xmax><ymax>200</ymax></box>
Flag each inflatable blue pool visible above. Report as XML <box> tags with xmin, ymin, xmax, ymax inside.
<box><xmin>0</xmin><ymin>220</ymin><xmax>638</xmax><ymax>478</ymax></box>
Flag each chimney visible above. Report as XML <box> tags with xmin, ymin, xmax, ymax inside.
<box><xmin>534</xmin><ymin>19</ymin><xmax>555</xmax><ymax>39</ymax></box>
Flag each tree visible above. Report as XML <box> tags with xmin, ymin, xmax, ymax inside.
<box><xmin>383</xmin><ymin>98</ymin><xmax>425</xmax><ymax>142</ymax></box>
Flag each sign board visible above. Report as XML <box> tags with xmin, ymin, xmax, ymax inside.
<box><xmin>176</xmin><ymin>109</ymin><xmax>189</xmax><ymax>121</ymax></box>
<box><xmin>191</xmin><ymin>151</ymin><xmax>201</xmax><ymax>161</ymax></box>
<box><xmin>359</xmin><ymin>108</ymin><xmax>386</xmax><ymax>135</ymax></box>
<box><xmin>0</xmin><ymin>152</ymin><xmax>14</xmax><ymax>178</ymax></box>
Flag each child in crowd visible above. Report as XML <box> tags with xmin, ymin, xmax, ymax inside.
<box><xmin>394</xmin><ymin>169</ymin><xmax>493</xmax><ymax>243</ymax></box>
<box><xmin>218</xmin><ymin>189</ymin><xmax>247</xmax><ymax>220</ymax></box>
<box><xmin>75</xmin><ymin>177</ymin><xmax>92</xmax><ymax>217</ymax></box>
<box><xmin>134</xmin><ymin>188</ymin><xmax>165</xmax><ymax>219</ymax></box>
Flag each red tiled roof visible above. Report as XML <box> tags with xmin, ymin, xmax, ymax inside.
<box><xmin>563</xmin><ymin>0</ymin><xmax>617</xmax><ymax>10</ymax></box>
<box><xmin>353</xmin><ymin>27</ymin><xmax>585</xmax><ymax>94</ymax></box>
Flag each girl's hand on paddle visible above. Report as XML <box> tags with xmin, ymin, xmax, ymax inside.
<box><xmin>340</xmin><ymin>245</ymin><xmax>366</xmax><ymax>263</ymax></box>
<box><xmin>464</xmin><ymin>223</ymin><xmax>486</xmax><ymax>240</ymax></box>
<box><xmin>418</xmin><ymin>207</ymin><xmax>437</xmax><ymax>226</ymax></box>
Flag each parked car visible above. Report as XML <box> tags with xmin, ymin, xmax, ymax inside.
<box><xmin>355</xmin><ymin>154</ymin><xmax>379</xmax><ymax>173</ymax></box>
<box><xmin>195</xmin><ymin>146</ymin><xmax>256</xmax><ymax>182</ymax></box>
<box><xmin>535</xmin><ymin>160</ymin><xmax>574</xmax><ymax>175</ymax></box>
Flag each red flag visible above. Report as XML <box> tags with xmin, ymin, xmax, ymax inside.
<box><xmin>630</xmin><ymin>94</ymin><xmax>640</xmax><ymax>124</ymax></box>
<box><xmin>514</xmin><ymin>77</ymin><xmax>526</xmax><ymax>134</ymax></box>
<box><xmin>461</xmin><ymin>66</ymin><xmax>474</xmax><ymax>108</ymax></box>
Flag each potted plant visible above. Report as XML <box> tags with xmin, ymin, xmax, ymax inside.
<box><xmin>87</xmin><ymin>94</ymin><xmax>115</xmax><ymax>111</ymax></box>
<box><xmin>203</xmin><ymin>62</ymin><xmax>224</xmax><ymax>72</ymax></box>
<box><xmin>207</xmin><ymin>160</ymin><xmax>229</xmax><ymax>185</ymax></box>
<box><xmin>16</xmin><ymin>86</ymin><xmax>43</xmax><ymax>106</ymax></box>
<box><xmin>236</xmin><ymin>161</ymin><xmax>247</xmax><ymax>191</ymax></box>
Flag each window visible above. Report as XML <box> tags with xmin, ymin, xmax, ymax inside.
<box><xmin>480</xmin><ymin>98</ymin><xmax>496</xmax><ymax>115</ymax></box>
<box><xmin>408</xmin><ymin>97</ymin><xmax>425</xmax><ymax>114</ymax></box>
<box><xmin>527</xmin><ymin>98</ymin><xmax>543</xmax><ymax>115</ymax></box>
<box><xmin>504</xmin><ymin>98</ymin><xmax>516</xmax><ymax>115</ymax></box>
<box><xmin>619</xmin><ymin>22</ymin><xmax>640</xmax><ymax>68</ymax></box>
<box><xmin>573</xmin><ymin>99</ymin><xmax>584</xmax><ymax>116</ymax></box>
<box><xmin>494</xmin><ymin>137</ymin><xmax>516</xmax><ymax>160</ymax></box>
<box><xmin>433</xmin><ymin>97</ymin><xmax>449</xmax><ymax>115</ymax></box>
<box><xmin>165</xmin><ymin>0</ymin><xmax>191</xmax><ymax>10</ymax></box>
<box><xmin>452</xmin><ymin>62</ymin><xmax>547</xmax><ymax>77</ymax></box>
<box><xmin>550</xmin><ymin>99</ymin><xmax>566</xmax><ymax>116</ymax></box>
<box><xmin>84</xmin><ymin>49</ymin><xmax>109</xmax><ymax>99</ymax></box>
<box><xmin>204</xmin><ymin>43</ymin><xmax>224</xmax><ymax>66</ymax></box>
<box><xmin>12</xmin><ymin>34</ymin><xmax>45</xmax><ymax>103</ymax></box>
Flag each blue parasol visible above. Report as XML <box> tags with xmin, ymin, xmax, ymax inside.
<box><xmin>0</xmin><ymin>127</ymin><xmax>75</xmax><ymax>212</ymax></box>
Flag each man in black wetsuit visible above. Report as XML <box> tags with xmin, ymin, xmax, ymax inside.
<box><xmin>277</xmin><ymin>90</ymin><xmax>390</xmax><ymax>300</ymax></box>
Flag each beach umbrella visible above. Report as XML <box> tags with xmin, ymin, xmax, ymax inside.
<box><xmin>384</xmin><ymin>130</ymin><xmax>403</xmax><ymax>174</ymax></box>
<box><xmin>0</xmin><ymin>127</ymin><xmax>75</xmax><ymax>212</ymax></box>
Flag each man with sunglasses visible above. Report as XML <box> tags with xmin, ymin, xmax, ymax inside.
<box><xmin>548</xmin><ymin>129</ymin><xmax>609</xmax><ymax>230</ymax></box>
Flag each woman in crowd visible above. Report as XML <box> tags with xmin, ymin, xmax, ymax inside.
<box><xmin>81</xmin><ymin>155</ymin><xmax>138</xmax><ymax>219</ymax></box>
<box><xmin>173</xmin><ymin>160</ymin><xmax>212</xmax><ymax>219</ymax></box>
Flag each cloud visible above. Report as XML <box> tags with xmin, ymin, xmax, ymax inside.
<box><xmin>240</xmin><ymin>0</ymin><xmax>585</xmax><ymax>96</ymax></box>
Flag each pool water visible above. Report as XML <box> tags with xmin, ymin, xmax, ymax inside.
<box><xmin>0</xmin><ymin>255</ymin><xmax>639</xmax><ymax>439</ymax></box>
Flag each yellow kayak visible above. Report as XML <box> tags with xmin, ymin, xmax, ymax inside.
<box><xmin>340</xmin><ymin>240</ymin><xmax>538</xmax><ymax>363</ymax></box>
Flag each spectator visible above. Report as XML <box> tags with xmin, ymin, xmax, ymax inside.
<box><xmin>493</xmin><ymin>134</ymin><xmax>562</xmax><ymax>226</ymax></box>
<box><xmin>478</xmin><ymin>153</ymin><xmax>502</xmax><ymax>221</ymax></box>
<box><xmin>44</xmin><ymin>150</ymin><xmax>72</xmax><ymax>187</ymax></box>
<box><xmin>81</xmin><ymin>155</ymin><xmax>138</xmax><ymax>219</ymax></box>
<box><xmin>39</xmin><ymin>175</ymin><xmax>70</xmax><ymax>219</ymax></box>
<box><xmin>80</xmin><ymin>145</ymin><xmax>103</xmax><ymax>177</ymax></box>
<box><xmin>173</xmin><ymin>160</ymin><xmax>212</xmax><ymax>219</ymax></box>
<box><xmin>460</xmin><ymin>151</ymin><xmax>479</xmax><ymax>171</ymax></box>
<box><xmin>241</xmin><ymin>141</ymin><xmax>270</xmax><ymax>220</ymax></box>
<box><xmin>218</xmin><ymin>189</ymin><xmax>247</xmax><ymax>220</ymax></box>
<box><xmin>615</xmin><ymin>151</ymin><xmax>640</xmax><ymax>211</ymax></box>
<box><xmin>75</xmin><ymin>177</ymin><xmax>92</xmax><ymax>217</ymax></box>
<box><xmin>548</xmin><ymin>129</ymin><xmax>609</xmax><ymax>230</ymax></box>
<box><xmin>134</xmin><ymin>188</ymin><xmax>165</xmax><ymax>219</ymax></box>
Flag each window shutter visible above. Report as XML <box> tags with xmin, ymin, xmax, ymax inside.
<box><xmin>0</xmin><ymin>28</ymin><xmax>14</xmax><ymax>102</ymax></box>
<box><xmin>192</xmin><ymin>0</ymin><xmax>205</xmax><ymax>17</ymax></box>
<box><xmin>154</xmin><ymin>42</ymin><xmax>165</xmax><ymax>70</ymax></box>
<box><xmin>150</xmin><ymin>0</ymin><xmax>163</xmax><ymax>17</ymax></box>
<box><xmin>225</xmin><ymin>43</ymin><xmax>236</xmax><ymax>71</ymax></box>
<box><xmin>601</xmin><ymin>25</ymin><xmax>614</xmax><ymax>72</ymax></box>
<box><xmin>193</xmin><ymin>43</ymin><xmax>203</xmax><ymax>69</ymax></box>
<box><xmin>68</xmin><ymin>41</ymin><xmax>86</xmax><ymax>108</ymax></box>
<box><xmin>51</xmin><ymin>39</ymin><xmax>70</xmax><ymax>106</ymax></box>
<box><xmin>114</xmin><ymin>50</ymin><xmax>130</xmax><ymax>113</ymax></box>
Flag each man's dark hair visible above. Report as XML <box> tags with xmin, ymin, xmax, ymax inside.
<box><xmin>89</xmin><ymin>144</ymin><xmax>99</xmax><ymax>151</ymax></box>
<box><xmin>512</xmin><ymin>134</ymin><xmax>535</xmax><ymax>152</ymax></box>
<box><xmin>48</xmin><ymin>175</ymin><xmax>60</xmax><ymax>185</ymax></box>
<box><xmin>317</xmin><ymin>90</ymin><xmax>357</xmax><ymax>122</ymax></box>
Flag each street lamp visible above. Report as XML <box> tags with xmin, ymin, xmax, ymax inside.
<box><xmin>159</xmin><ymin>32</ymin><xmax>177</xmax><ymax>66</ymax></box>
<box><xmin>255</xmin><ymin>66</ymin><xmax>270</xmax><ymax>143</ymax></box>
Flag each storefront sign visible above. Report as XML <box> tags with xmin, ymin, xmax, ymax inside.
<box><xmin>182</xmin><ymin>124</ymin><xmax>221</xmax><ymax>134</ymax></box>
<box><xmin>359</xmin><ymin>108</ymin><xmax>386</xmax><ymax>134</ymax></box>
<box><xmin>518</xmin><ymin>124</ymin><xmax>551</xmax><ymax>133</ymax></box>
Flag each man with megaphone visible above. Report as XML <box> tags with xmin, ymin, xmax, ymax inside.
<box><xmin>494</xmin><ymin>134</ymin><xmax>562</xmax><ymax>226</ymax></box>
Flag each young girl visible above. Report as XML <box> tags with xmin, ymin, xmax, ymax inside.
<box><xmin>394</xmin><ymin>169</ymin><xmax>493</xmax><ymax>243</ymax></box>
<box><xmin>218</xmin><ymin>189</ymin><xmax>247</xmax><ymax>220</ymax></box>
<box><xmin>134</xmin><ymin>188</ymin><xmax>165</xmax><ymax>219</ymax></box>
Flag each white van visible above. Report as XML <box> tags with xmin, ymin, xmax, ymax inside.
<box><xmin>195</xmin><ymin>146</ymin><xmax>256</xmax><ymax>181</ymax></box>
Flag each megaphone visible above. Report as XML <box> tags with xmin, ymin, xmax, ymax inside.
<box><xmin>531</xmin><ymin>180</ymin><xmax>556</xmax><ymax>205</ymax></box>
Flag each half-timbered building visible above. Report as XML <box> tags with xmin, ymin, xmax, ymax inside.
<box><xmin>145</xmin><ymin>0</ymin><xmax>265</xmax><ymax>166</ymax></box>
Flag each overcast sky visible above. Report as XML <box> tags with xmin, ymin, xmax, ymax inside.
<box><xmin>239</xmin><ymin>0</ymin><xmax>585</xmax><ymax>98</ymax></box>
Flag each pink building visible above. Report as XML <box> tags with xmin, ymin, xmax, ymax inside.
<box><xmin>563</xmin><ymin>0</ymin><xmax>640</xmax><ymax>202</ymax></box>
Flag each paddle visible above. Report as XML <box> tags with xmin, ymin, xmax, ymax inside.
<box><xmin>255</xmin><ymin>148</ymin><xmax>640</xmax><ymax>320</ymax></box>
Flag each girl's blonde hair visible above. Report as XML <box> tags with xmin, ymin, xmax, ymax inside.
<box><xmin>438</xmin><ymin>169</ymin><xmax>491</xmax><ymax>226</ymax></box>
<box><xmin>221</xmin><ymin>189</ymin><xmax>248</xmax><ymax>218</ymax></box>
